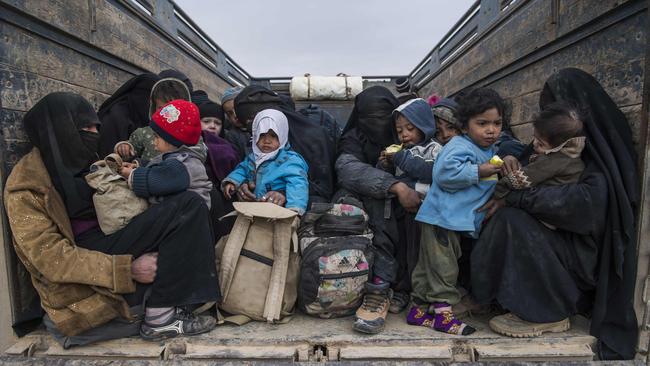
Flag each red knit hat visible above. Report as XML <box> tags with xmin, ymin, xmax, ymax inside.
<box><xmin>150</xmin><ymin>99</ymin><xmax>201</xmax><ymax>147</ymax></box>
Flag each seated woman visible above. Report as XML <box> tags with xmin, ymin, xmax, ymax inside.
<box><xmin>471</xmin><ymin>68</ymin><xmax>638</xmax><ymax>360</ymax></box>
<box><xmin>335</xmin><ymin>86</ymin><xmax>422</xmax><ymax>334</ymax></box>
<box><xmin>4</xmin><ymin>93</ymin><xmax>220</xmax><ymax>346</ymax></box>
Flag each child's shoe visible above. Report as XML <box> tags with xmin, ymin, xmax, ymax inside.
<box><xmin>431</xmin><ymin>302</ymin><xmax>476</xmax><ymax>335</ymax></box>
<box><xmin>353</xmin><ymin>282</ymin><xmax>392</xmax><ymax>334</ymax></box>
<box><xmin>406</xmin><ymin>304</ymin><xmax>434</xmax><ymax>327</ymax></box>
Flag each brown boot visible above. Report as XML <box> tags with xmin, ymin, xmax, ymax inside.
<box><xmin>489</xmin><ymin>313</ymin><xmax>570</xmax><ymax>338</ymax></box>
<box><xmin>353</xmin><ymin>282</ymin><xmax>392</xmax><ymax>334</ymax></box>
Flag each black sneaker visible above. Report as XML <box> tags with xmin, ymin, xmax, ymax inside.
<box><xmin>389</xmin><ymin>291</ymin><xmax>410</xmax><ymax>314</ymax></box>
<box><xmin>140</xmin><ymin>307</ymin><xmax>216</xmax><ymax>341</ymax></box>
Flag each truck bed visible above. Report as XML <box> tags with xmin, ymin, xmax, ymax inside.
<box><xmin>4</xmin><ymin>312</ymin><xmax>596</xmax><ymax>362</ymax></box>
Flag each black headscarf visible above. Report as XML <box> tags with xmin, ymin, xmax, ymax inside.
<box><xmin>24</xmin><ymin>93</ymin><xmax>100</xmax><ymax>219</ymax></box>
<box><xmin>159</xmin><ymin>69</ymin><xmax>194</xmax><ymax>93</ymax></box>
<box><xmin>339</xmin><ymin>86</ymin><xmax>399</xmax><ymax>165</ymax></box>
<box><xmin>98</xmin><ymin>73</ymin><xmax>159</xmax><ymax>129</ymax></box>
<box><xmin>234</xmin><ymin>85</ymin><xmax>337</xmax><ymax>200</ymax></box>
<box><xmin>540</xmin><ymin>68</ymin><xmax>639</xmax><ymax>359</ymax></box>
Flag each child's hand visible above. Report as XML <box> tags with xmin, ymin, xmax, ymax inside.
<box><xmin>479</xmin><ymin>162</ymin><xmax>501</xmax><ymax>178</ymax></box>
<box><xmin>119</xmin><ymin>162</ymin><xmax>136</xmax><ymax>178</ymax></box>
<box><xmin>115</xmin><ymin>143</ymin><xmax>135</xmax><ymax>160</ymax></box>
<box><xmin>378</xmin><ymin>151</ymin><xmax>393</xmax><ymax>168</ymax></box>
<box><xmin>500</xmin><ymin>155</ymin><xmax>521</xmax><ymax>176</ymax></box>
<box><xmin>260</xmin><ymin>191</ymin><xmax>286</xmax><ymax>206</ymax></box>
<box><xmin>223</xmin><ymin>182</ymin><xmax>237</xmax><ymax>199</ymax></box>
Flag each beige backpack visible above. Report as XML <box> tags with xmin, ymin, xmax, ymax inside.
<box><xmin>216</xmin><ymin>202</ymin><xmax>300</xmax><ymax>324</ymax></box>
<box><xmin>85</xmin><ymin>154</ymin><xmax>149</xmax><ymax>235</ymax></box>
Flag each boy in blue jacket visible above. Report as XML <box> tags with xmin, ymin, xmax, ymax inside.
<box><xmin>222</xmin><ymin>109</ymin><xmax>309</xmax><ymax>215</ymax></box>
<box><xmin>408</xmin><ymin>88</ymin><xmax>504</xmax><ymax>336</ymax></box>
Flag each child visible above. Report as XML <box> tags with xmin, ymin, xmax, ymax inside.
<box><xmin>198</xmin><ymin>101</ymin><xmax>225</xmax><ymax>137</ymax></box>
<box><xmin>378</xmin><ymin>98</ymin><xmax>443</xmax><ymax>313</ymax></box>
<box><xmin>409</xmin><ymin>88</ymin><xmax>505</xmax><ymax>336</ymax></box>
<box><xmin>222</xmin><ymin>109</ymin><xmax>309</xmax><ymax>215</ymax></box>
<box><xmin>120</xmin><ymin>99</ymin><xmax>213</xmax><ymax>209</ymax></box>
<box><xmin>493</xmin><ymin>102</ymin><xmax>585</xmax><ymax>204</ymax></box>
<box><xmin>115</xmin><ymin>78</ymin><xmax>192</xmax><ymax>160</ymax></box>
<box><xmin>431</xmin><ymin>98</ymin><xmax>461</xmax><ymax>145</ymax></box>
<box><xmin>379</xmin><ymin>98</ymin><xmax>443</xmax><ymax>197</ymax></box>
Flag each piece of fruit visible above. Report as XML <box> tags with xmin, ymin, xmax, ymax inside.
<box><xmin>489</xmin><ymin>155</ymin><xmax>504</xmax><ymax>167</ymax></box>
<box><xmin>385</xmin><ymin>144</ymin><xmax>403</xmax><ymax>154</ymax></box>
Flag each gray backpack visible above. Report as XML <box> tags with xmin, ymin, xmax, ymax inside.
<box><xmin>298</xmin><ymin>203</ymin><xmax>373</xmax><ymax>318</ymax></box>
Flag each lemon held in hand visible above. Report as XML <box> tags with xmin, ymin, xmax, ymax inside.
<box><xmin>385</xmin><ymin>144</ymin><xmax>403</xmax><ymax>154</ymax></box>
<box><xmin>489</xmin><ymin>155</ymin><xmax>504</xmax><ymax>167</ymax></box>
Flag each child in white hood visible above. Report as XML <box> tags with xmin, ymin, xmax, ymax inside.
<box><xmin>222</xmin><ymin>109</ymin><xmax>309</xmax><ymax>214</ymax></box>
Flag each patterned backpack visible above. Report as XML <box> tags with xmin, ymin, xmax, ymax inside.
<box><xmin>298</xmin><ymin>203</ymin><xmax>373</xmax><ymax>318</ymax></box>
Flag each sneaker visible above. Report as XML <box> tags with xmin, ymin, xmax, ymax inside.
<box><xmin>353</xmin><ymin>282</ymin><xmax>393</xmax><ymax>334</ymax></box>
<box><xmin>489</xmin><ymin>312</ymin><xmax>570</xmax><ymax>338</ymax></box>
<box><xmin>389</xmin><ymin>291</ymin><xmax>410</xmax><ymax>314</ymax></box>
<box><xmin>140</xmin><ymin>307</ymin><xmax>217</xmax><ymax>341</ymax></box>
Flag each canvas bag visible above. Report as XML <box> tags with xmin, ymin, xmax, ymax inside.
<box><xmin>216</xmin><ymin>202</ymin><xmax>300</xmax><ymax>323</ymax></box>
<box><xmin>85</xmin><ymin>154</ymin><xmax>149</xmax><ymax>235</ymax></box>
<box><xmin>298</xmin><ymin>203</ymin><xmax>373</xmax><ymax>318</ymax></box>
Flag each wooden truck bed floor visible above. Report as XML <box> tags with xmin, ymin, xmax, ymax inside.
<box><xmin>4</xmin><ymin>311</ymin><xmax>597</xmax><ymax>362</ymax></box>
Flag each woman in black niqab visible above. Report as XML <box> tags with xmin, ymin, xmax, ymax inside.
<box><xmin>471</xmin><ymin>68</ymin><xmax>639</xmax><ymax>360</ymax></box>
<box><xmin>23</xmin><ymin>92</ymin><xmax>100</xmax><ymax>219</ymax></box>
<box><xmin>339</xmin><ymin>86</ymin><xmax>399</xmax><ymax>165</ymax></box>
<box><xmin>540</xmin><ymin>68</ymin><xmax>639</xmax><ymax>359</ymax></box>
<box><xmin>97</xmin><ymin>73</ymin><xmax>159</xmax><ymax>156</ymax></box>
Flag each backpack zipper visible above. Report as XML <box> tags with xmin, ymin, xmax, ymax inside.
<box><xmin>320</xmin><ymin>269</ymin><xmax>369</xmax><ymax>280</ymax></box>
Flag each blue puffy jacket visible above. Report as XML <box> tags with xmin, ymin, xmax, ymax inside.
<box><xmin>222</xmin><ymin>145</ymin><xmax>309</xmax><ymax>215</ymax></box>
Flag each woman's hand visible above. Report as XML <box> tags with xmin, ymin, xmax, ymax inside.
<box><xmin>479</xmin><ymin>162</ymin><xmax>501</xmax><ymax>178</ymax></box>
<box><xmin>390</xmin><ymin>182</ymin><xmax>421</xmax><ymax>213</ymax></box>
<box><xmin>260</xmin><ymin>191</ymin><xmax>286</xmax><ymax>206</ymax></box>
<box><xmin>237</xmin><ymin>183</ymin><xmax>257</xmax><ymax>202</ymax></box>
<box><xmin>478</xmin><ymin>198</ymin><xmax>506</xmax><ymax>222</ymax></box>
<box><xmin>119</xmin><ymin>162</ymin><xmax>136</xmax><ymax>179</ymax></box>
<box><xmin>223</xmin><ymin>182</ymin><xmax>237</xmax><ymax>199</ymax></box>
<box><xmin>500</xmin><ymin>155</ymin><xmax>521</xmax><ymax>176</ymax></box>
<box><xmin>116</xmin><ymin>143</ymin><xmax>135</xmax><ymax>160</ymax></box>
<box><xmin>131</xmin><ymin>252</ymin><xmax>157</xmax><ymax>284</ymax></box>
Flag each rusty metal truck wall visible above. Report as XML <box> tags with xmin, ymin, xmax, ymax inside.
<box><xmin>0</xmin><ymin>0</ymin><xmax>249</xmax><ymax>349</ymax></box>
<box><xmin>411</xmin><ymin>0</ymin><xmax>647</xmax><ymax>145</ymax></box>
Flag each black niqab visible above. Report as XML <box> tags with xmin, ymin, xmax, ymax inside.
<box><xmin>339</xmin><ymin>86</ymin><xmax>399</xmax><ymax>165</ymax></box>
<box><xmin>159</xmin><ymin>69</ymin><xmax>194</xmax><ymax>93</ymax></box>
<box><xmin>540</xmin><ymin>68</ymin><xmax>639</xmax><ymax>359</ymax></box>
<box><xmin>24</xmin><ymin>92</ymin><xmax>100</xmax><ymax>219</ymax></box>
<box><xmin>98</xmin><ymin>73</ymin><xmax>159</xmax><ymax>129</ymax></box>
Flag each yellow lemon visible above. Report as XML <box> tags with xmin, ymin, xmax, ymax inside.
<box><xmin>385</xmin><ymin>144</ymin><xmax>403</xmax><ymax>154</ymax></box>
<box><xmin>489</xmin><ymin>155</ymin><xmax>504</xmax><ymax>167</ymax></box>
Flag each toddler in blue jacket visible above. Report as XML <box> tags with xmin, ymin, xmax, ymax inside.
<box><xmin>222</xmin><ymin>109</ymin><xmax>309</xmax><ymax>215</ymax></box>
<box><xmin>408</xmin><ymin>88</ymin><xmax>505</xmax><ymax>336</ymax></box>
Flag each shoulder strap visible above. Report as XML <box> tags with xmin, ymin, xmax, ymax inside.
<box><xmin>219</xmin><ymin>213</ymin><xmax>253</xmax><ymax>302</ymax></box>
<box><xmin>263</xmin><ymin>216</ymin><xmax>299</xmax><ymax>322</ymax></box>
